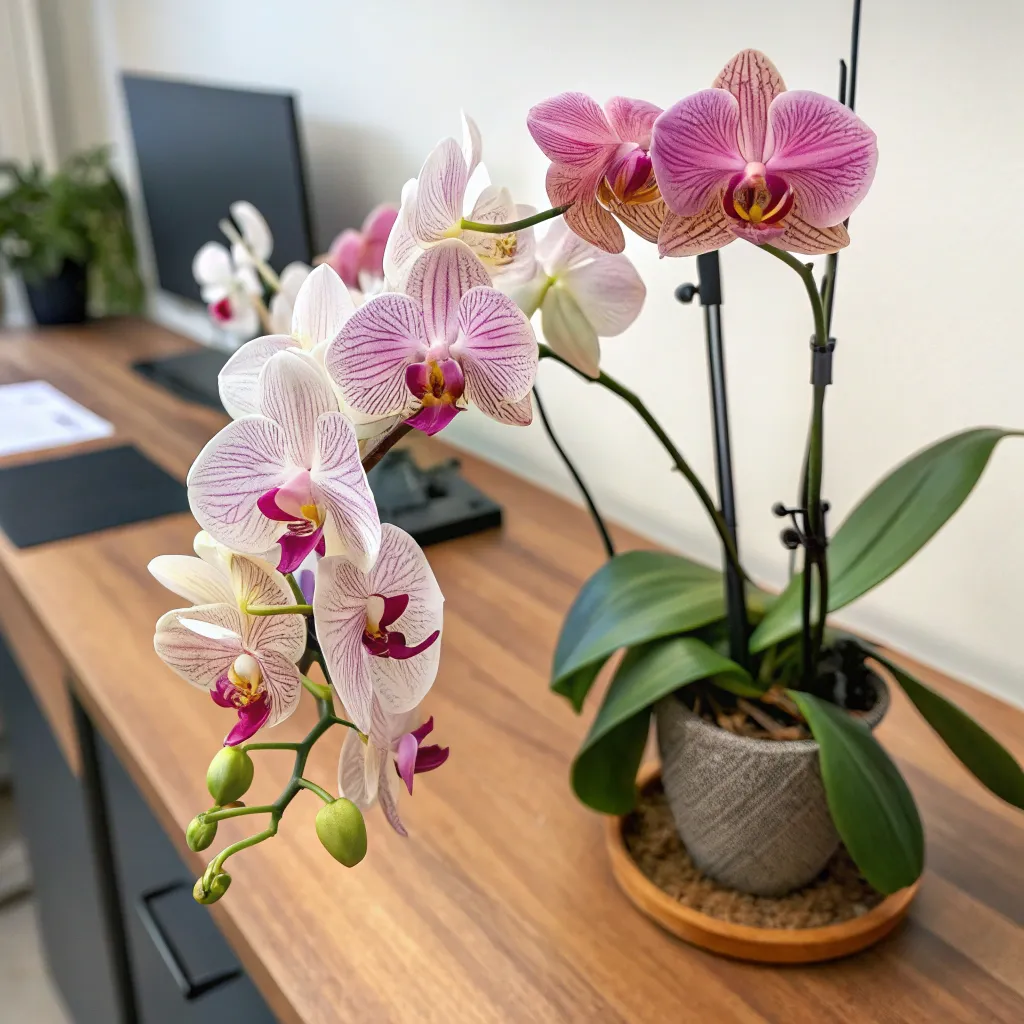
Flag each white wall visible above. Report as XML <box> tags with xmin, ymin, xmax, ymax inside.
<box><xmin>66</xmin><ymin>0</ymin><xmax>1024</xmax><ymax>704</ymax></box>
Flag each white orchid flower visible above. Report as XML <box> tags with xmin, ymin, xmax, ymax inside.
<box><xmin>192</xmin><ymin>242</ymin><xmax>262</xmax><ymax>336</ymax></box>
<box><xmin>149</xmin><ymin>533</ymin><xmax>305</xmax><ymax>745</ymax></box>
<box><xmin>513</xmin><ymin>218</ymin><xmax>646</xmax><ymax>379</ymax></box>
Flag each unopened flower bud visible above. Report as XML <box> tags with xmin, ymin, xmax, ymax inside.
<box><xmin>315</xmin><ymin>799</ymin><xmax>368</xmax><ymax>867</ymax></box>
<box><xmin>186</xmin><ymin>814</ymin><xmax>218</xmax><ymax>852</ymax></box>
<box><xmin>206</xmin><ymin>747</ymin><xmax>254</xmax><ymax>805</ymax></box>
<box><xmin>193</xmin><ymin>871</ymin><xmax>232</xmax><ymax>905</ymax></box>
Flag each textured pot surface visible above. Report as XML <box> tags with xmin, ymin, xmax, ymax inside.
<box><xmin>656</xmin><ymin>675</ymin><xmax>889</xmax><ymax>897</ymax></box>
<box><xmin>25</xmin><ymin>261</ymin><xmax>88</xmax><ymax>326</ymax></box>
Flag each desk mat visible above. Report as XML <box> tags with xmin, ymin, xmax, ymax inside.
<box><xmin>0</xmin><ymin>445</ymin><xmax>190</xmax><ymax>548</ymax></box>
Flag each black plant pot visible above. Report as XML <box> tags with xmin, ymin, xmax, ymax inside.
<box><xmin>24</xmin><ymin>260</ymin><xmax>88</xmax><ymax>325</ymax></box>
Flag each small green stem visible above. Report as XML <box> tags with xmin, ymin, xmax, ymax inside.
<box><xmin>301</xmin><ymin>674</ymin><xmax>333</xmax><ymax>701</ymax></box>
<box><xmin>285</xmin><ymin>572</ymin><xmax>307</xmax><ymax>605</ymax></box>
<box><xmin>329</xmin><ymin>715</ymin><xmax>360</xmax><ymax>731</ymax></box>
<box><xmin>203</xmin><ymin>803</ymin><xmax>275</xmax><ymax>824</ymax></box>
<box><xmin>245</xmin><ymin>603</ymin><xmax>313</xmax><ymax>616</ymax></box>
<box><xmin>296</xmin><ymin>778</ymin><xmax>334</xmax><ymax>804</ymax></box>
<box><xmin>759</xmin><ymin>244</ymin><xmax>827</xmax><ymax>349</ymax></box>
<box><xmin>538</xmin><ymin>343</ymin><xmax>746</xmax><ymax>580</ymax></box>
<box><xmin>241</xmin><ymin>741</ymin><xmax>300</xmax><ymax>753</ymax></box>
<box><xmin>460</xmin><ymin>204</ymin><xmax>570</xmax><ymax>234</ymax></box>
<box><xmin>210</xmin><ymin>819</ymin><xmax>279</xmax><ymax>874</ymax></box>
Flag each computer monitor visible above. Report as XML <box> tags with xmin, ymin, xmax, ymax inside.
<box><xmin>122</xmin><ymin>74</ymin><xmax>314</xmax><ymax>303</ymax></box>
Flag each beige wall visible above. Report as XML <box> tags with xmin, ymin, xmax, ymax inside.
<box><xmin>50</xmin><ymin>0</ymin><xmax>1024</xmax><ymax>704</ymax></box>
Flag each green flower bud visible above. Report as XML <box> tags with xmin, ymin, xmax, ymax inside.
<box><xmin>186</xmin><ymin>814</ymin><xmax>218</xmax><ymax>852</ymax></box>
<box><xmin>315</xmin><ymin>799</ymin><xmax>368</xmax><ymax>867</ymax></box>
<box><xmin>193</xmin><ymin>871</ymin><xmax>232</xmax><ymax>905</ymax></box>
<box><xmin>206</xmin><ymin>747</ymin><xmax>254</xmax><ymax>805</ymax></box>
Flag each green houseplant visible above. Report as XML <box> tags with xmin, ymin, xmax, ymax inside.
<box><xmin>0</xmin><ymin>146</ymin><xmax>144</xmax><ymax>324</ymax></box>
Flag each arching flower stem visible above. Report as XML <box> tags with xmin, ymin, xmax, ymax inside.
<box><xmin>459</xmin><ymin>203</ymin><xmax>571</xmax><ymax>234</ymax></box>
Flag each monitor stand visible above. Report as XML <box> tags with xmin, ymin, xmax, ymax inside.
<box><xmin>132</xmin><ymin>350</ymin><xmax>502</xmax><ymax>546</ymax></box>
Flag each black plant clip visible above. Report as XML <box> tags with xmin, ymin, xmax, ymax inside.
<box><xmin>772</xmin><ymin>500</ymin><xmax>831</xmax><ymax>554</ymax></box>
<box><xmin>811</xmin><ymin>337</ymin><xmax>837</xmax><ymax>387</ymax></box>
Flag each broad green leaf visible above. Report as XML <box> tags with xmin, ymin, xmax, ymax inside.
<box><xmin>553</xmin><ymin>551</ymin><xmax>725</xmax><ymax>711</ymax></box>
<box><xmin>790</xmin><ymin>690</ymin><xmax>924</xmax><ymax>894</ymax></box>
<box><xmin>572</xmin><ymin>636</ymin><xmax>752</xmax><ymax>813</ymax></box>
<box><xmin>753</xmin><ymin>429</ymin><xmax>1020</xmax><ymax>651</ymax></box>
<box><xmin>871</xmin><ymin>652</ymin><xmax>1024</xmax><ymax>809</ymax></box>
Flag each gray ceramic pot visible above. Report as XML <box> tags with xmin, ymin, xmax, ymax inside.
<box><xmin>655</xmin><ymin>674</ymin><xmax>890</xmax><ymax>897</ymax></box>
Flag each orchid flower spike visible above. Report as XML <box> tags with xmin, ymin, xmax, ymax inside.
<box><xmin>650</xmin><ymin>49</ymin><xmax>878</xmax><ymax>255</ymax></box>
<box><xmin>268</xmin><ymin>262</ymin><xmax>313</xmax><ymax>335</ymax></box>
<box><xmin>327</xmin><ymin>239</ymin><xmax>538</xmax><ymax>435</ymax></box>
<box><xmin>527</xmin><ymin>93</ymin><xmax>672</xmax><ymax>254</ymax></box>
<box><xmin>189</xmin><ymin>349</ymin><xmax>381</xmax><ymax>573</ymax></box>
<box><xmin>323</xmin><ymin>205</ymin><xmax>399</xmax><ymax>294</ymax></box>
<box><xmin>314</xmin><ymin>524</ymin><xmax>444</xmax><ymax>734</ymax></box>
<box><xmin>338</xmin><ymin>698</ymin><xmax>449</xmax><ymax>837</ymax></box>
<box><xmin>514</xmin><ymin>219</ymin><xmax>645</xmax><ymax>378</ymax></box>
<box><xmin>218</xmin><ymin>264</ymin><xmax>358</xmax><ymax>419</ymax></box>
<box><xmin>384</xmin><ymin>113</ymin><xmax>537</xmax><ymax>290</ymax></box>
<box><xmin>150</xmin><ymin>533</ymin><xmax>305</xmax><ymax>745</ymax></box>
<box><xmin>192</xmin><ymin>242</ymin><xmax>262</xmax><ymax>336</ymax></box>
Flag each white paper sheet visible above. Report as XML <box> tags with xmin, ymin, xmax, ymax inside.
<box><xmin>0</xmin><ymin>380</ymin><xmax>114</xmax><ymax>457</ymax></box>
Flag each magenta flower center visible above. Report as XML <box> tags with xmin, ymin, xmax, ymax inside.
<box><xmin>256</xmin><ymin>469</ymin><xmax>328</xmax><ymax>573</ymax></box>
<box><xmin>226</xmin><ymin>653</ymin><xmax>264</xmax><ymax>705</ymax></box>
<box><xmin>362</xmin><ymin>593</ymin><xmax>440</xmax><ymax>661</ymax></box>
<box><xmin>405</xmin><ymin>358</ymin><xmax>465</xmax><ymax>408</ymax></box>
<box><xmin>210</xmin><ymin>297</ymin><xmax>234</xmax><ymax>322</ymax></box>
<box><xmin>602</xmin><ymin>144</ymin><xmax>659</xmax><ymax>205</ymax></box>
<box><xmin>724</xmin><ymin>162</ymin><xmax>794</xmax><ymax>228</ymax></box>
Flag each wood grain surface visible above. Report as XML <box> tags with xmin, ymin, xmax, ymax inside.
<box><xmin>0</xmin><ymin>319</ymin><xmax>1021</xmax><ymax>1023</ymax></box>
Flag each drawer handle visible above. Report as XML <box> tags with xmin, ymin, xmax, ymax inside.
<box><xmin>136</xmin><ymin>881</ymin><xmax>242</xmax><ymax>1000</ymax></box>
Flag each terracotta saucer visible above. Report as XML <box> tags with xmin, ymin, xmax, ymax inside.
<box><xmin>606</xmin><ymin>767</ymin><xmax>920</xmax><ymax>964</ymax></box>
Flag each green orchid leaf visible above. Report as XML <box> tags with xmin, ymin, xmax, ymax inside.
<box><xmin>753</xmin><ymin>429</ymin><xmax>1020</xmax><ymax>652</ymax></box>
<box><xmin>553</xmin><ymin>551</ymin><xmax>726</xmax><ymax>711</ymax></box>
<box><xmin>789</xmin><ymin>690</ymin><xmax>924</xmax><ymax>894</ymax></box>
<box><xmin>870</xmin><ymin>652</ymin><xmax>1024</xmax><ymax>809</ymax></box>
<box><xmin>572</xmin><ymin>636</ymin><xmax>752</xmax><ymax>813</ymax></box>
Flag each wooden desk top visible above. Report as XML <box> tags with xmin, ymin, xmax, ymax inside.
<box><xmin>0</xmin><ymin>319</ymin><xmax>1021</xmax><ymax>1023</ymax></box>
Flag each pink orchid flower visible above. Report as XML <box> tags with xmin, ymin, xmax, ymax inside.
<box><xmin>527</xmin><ymin>93</ymin><xmax>675</xmax><ymax>254</ymax></box>
<box><xmin>650</xmin><ymin>49</ymin><xmax>877</xmax><ymax>255</ymax></box>
<box><xmin>324</xmin><ymin>204</ymin><xmax>399</xmax><ymax>292</ymax></box>
<box><xmin>188</xmin><ymin>349</ymin><xmax>380</xmax><ymax>573</ymax></box>
<box><xmin>326</xmin><ymin>239</ymin><xmax>538</xmax><ymax>436</ymax></box>
<box><xmin>338</xmin><ymin>697</ymin><xmax>449</xmax><ymax>836</ymax></box>
<box><xmin>218</xmin><ymin>264</ymin><xmax>357</xmax><ymax>419</ymax></box>
<box><xmin>313</xmin><ymin>524</ymin><xmax>443</xmax><ymax>734</ymax></box>
<box><xmin>150</xmin><ymin>533</ymin><xmax>305</xmax><ymax>745</ymax></box>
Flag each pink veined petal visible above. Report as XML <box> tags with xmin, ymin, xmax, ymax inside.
<box><xmin>561</xmin><ymin>251</ymin><xmax>646</xmax><ymax>337</ymax></box>
<box><xmin>650</xmin><ymin>89</ymin><xmax>746</xmax><ymax>217</ymax></box>
<box><xmin>764</xmin><ymin>90</ymin><xmax>878</xmax><ymax>227</ymax></box>
<box><xmin>713</xmin><ymin>49</ymin><xmax>786</xmax><ymax>163</ymax></box>
<box><xmin>527</xmin><ymin>92</ymin><xmax>619</xmax><ymax>170</ymax></box>
<box><xmin>311</xmin><ymin>413</ymin><xmax>382</xmax><ymax>573</ymax></box>
<box><xmin>382</xmin><ymin>185</ymin><xmax>422</xmax><ymax>289</ymax></box>
<box><xmin>148</xmin><ymin>554</ymin><xmax>235</xmax><ymax>607</ymax></box>
<box><xmin>501</xmin><ymin>392</ymin><xmax>533</xmax><ymax>427</ymax></box>
<box><xmin>405</xmin><ymin>239</ymin><xmax>490</xmax><ymax>348</ymax></box>
<box><xmin>541</xmin><ymin>286</ymin><xmax>601</xmax><ymax>379</ymax></box>
<box><xmin>187</xmin><ymin>417</ymin><xmax>290</xmax><ymax>554</ymax></box>
<box><xmin>658</xmin><ymin>202</ymin><xmax>736</xmax><ymax>258</ymax></box>
<box><xmin>223</xmin><ymin>694</ymin><xmax>272</xmax><ymax>746</ymax></box>
<box><xmin>411</xmin><ymin>138</ymin><xmax>468</xmax><ymax>243</ymax></box>
<box><xmin>602</xmin><ymin>193</ymin><xmax>667</xmax><ymax>244</ymax></box>
<box><xmin>453</xmin><ymin>286</ymin><xmax>538</xmax><ymax>419</ymax></box>
<box><xmin>258</xmin><ymin>350</ymin><xmax>336</xmax><ymax>468</ymax></box>
<box><xmin>361</xmin><ymin>205</ymin><xmax>399</xmax><ymax>279</ymax></box>
<box><xmin>218</xmin><ymin>334</ymin><xmax>298</xmax><ymax>419</ymax></box>
<box><xmin>338</xmin><ymin>727</ymin><xmax>374</xmax><ymax>807</ymax></box>
<box><xmin>604</xmin><ymin>96</ymin><xmax>663</xmax><ymax>149</ymax></box>
<box><xmin>546</xmin><ymin>162</ymin><xmax>624</xmax><ymax>254</ymax></box>
<box><xmin>728</xmin><ymin>220</ymin><xmax>786</xmax><ymax>245</ymax></box>
<box><xmin>395</xmin><ymin>732</ymin><xmax>419</xmax><ymax>794</ymax></box>
<box><xmin>291</xmin><ymin>264</ymin><xmax>357</xmax><ymax>351</ymax></box>
<box><xmin>231</xmin><ymin>553</ymin><xmax>306</xmax><ymax>660</ymax></box>
<box><xmin>774</xmin><ymin>206</ymin><xmax>850</xmax><ymax>254</ymax></box>
<box><xmin>153</xmin><ymin>604</ymin><xmax>242</xmax><ymax>691</ymax></box>
<box><xmin>254</xmin><ymin>648</ymin><xmax>302</xmax><ymax>730</ymax></box>
<box><xmin>326</xmin><ymin>293</ymin><xmax>428</xmax><ymax>418</ymax></box>
<box><xmin>461</xmin><ymin>111</ymin><xmax>483</xmax><ymax>178</ymax></box>
<box><xmin>405</xmin><ymin>403</ymin><xmax>461</xmax><ymax>435</ymax></box>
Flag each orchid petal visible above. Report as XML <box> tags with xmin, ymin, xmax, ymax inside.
<box><xmin>509</xmin><ymin>268</ymin><xmax>550</xmax><ymax>319</ymax></box>
<box><xmin>730</xmin><ymin>221</ymin><xmax>786</xmax><ymax>246</ymax></box>
<box><xmin>255</xmin><ymin>648</ymin><xmax>302</xmax><ymax>729</ymax></box>
<box><xmin>258</xmin><ymin>350</ymin><xmax>336</xmax><ymax>467</ymax></box>
<box><xmin>658</xmin><ymin>200</ymin><xmax>735</xmax><ymax>258</ymax></box>
<box><xmin>601</xmin><ymin>193</ymin><xmax>666</xmax><ymax>244</ymax></box>
<box><xmin>453</xmin><ymin>286</ymin><xmax>538</xmax><ymax>418</ymax></box>
<box><xmin>406</xmin><ymin>239</ymin><xmax>490</xmax><ymax>347</ymax></box>
<box><xmin>327</xmin><ymin>229</ymin><xmax>362</xmax><ymax>290</ymax></box>
<box><xmin>561</xmin><ymin>251</ymin><xmax>645</xmax><ymax>337</ymax></box>
<box><xmin>411</xmin><ymin>138</ymin><xmax>468</xmax><ymax>243</ymax></box>
<box><xmin>291</xmin><ymin>264</ymin><xmax>357</xmax><ymax>352</ymax></box>
<box><xmin>231</xmin><ymin>553</ymin><xmax>306</xmax><ymax>660</ymax></box>
<box><xmin>154</xmin><ymin>604</ymin><xmax>242</xmax><ymax>690</ymax></box>
<box><xmin>327</xmin><ymin>293</ymin><xmax>427</xmax><ymax>418</ymax></box>
<box><xmin>187</xmin><ymin>417</ymin><xmax>289</xmax><ymax>554</ymax></box>
<box><xmin>278</xmin><ymin>261</ymin><xmax>311</xmax><ymax>301</ymax></box>
<box><xmin>268</xmin><ymin>294</ymin><xmax>293</xmax><ymax>335</ymax></box>
<box><xmin>382</xmin><ymin>179</ymin><xmax>421</xmax><ymax>288</ymax></box>
<box><xmin>377</xmin><ymin>771</ymin><xmax>408</xmax><ymax>836</ymax></box>
<box><xmin>148</xmin><ymin>554</ymin><xmax>234</xmax><ymax>607</ymax></box>
<box><xmin>297</xmin><ymin>567</ymin><xmax>316</xmax><ymax>604</ymax></box>
<box><xmin>224</xmin><ymin>696</ymin><xmax>272</xmax><ymax>746</ymax></box>
<box><xmin>713</xmin><ymin>49</ymin><xmax>786</xmax><ymax>163</ymax></box>
<box><xmin>461</xmin><ymin>111</ymin><xmax>483</xmax><ymax>178</ymax></box>
<box><xmin>395</xmin><ymin>731</ymin><xmax>418</xmax><ymax>794</ymax></box>
<box><xmin>192</xmin><ymin>243</ymin><xmax>234</xmax><ymax>287</ymax></box>
<box><xmin>405</xmin><ymin>404</ymin><xmax>461</xmax><ymax>435</ymax></box>
<box><xmin>362</xmin><ymin>205</ymin><xmax>399</xmax><ymax>274</ymax></box>
<box><xmin>651</xmin><ymin>89</ymin><xmax>745</xmax><ymax>217</ymax></box>
<box><xmin>604</xmin><ymin>96</ymin><xmax>662</xmax><ymax>149</ymax></box>
<box><xmin>527</xmin><ymin>92</ymin><xmax>619</xmax><ymax>169</ymax></box>
<box><xmin>765</xmin><ymin>90</ymin><xmax>878</xmax><ymax>227</ymax></box>
<box><xmin>276</xmin><ymin>528</ymin><xmax>325</xmax><ymax>574</ymax></box>
<box><xmin>546</xmin><ymin>162</ymin><xmax>624</xmax><ymax>254</ymax></box>
<box><xmin>775</xmin><ymin>207</ymin><xmax>850</xmax><ymax>254</ymax></box>
<box><xmin>338</xmin><ymin>726</ymin><xmax>374</xmax><ymax>807</ymax></box>
<box><xmin>415</xmin><ymin>743</ymin><xmax>449</xmax><ymax>774</ymax></box>
<box><xmin>311</xmin><ymin>413</ymin><xmax>382</xmax><ymax>573</ymax></box>
<box><xmin>537</xmin><ymin>217</ymin><xmax>595</xmax><ymax>274</ymax></box>
<box><xmin>218</xmin><ymin>335</ymin><xmax>298</xmax><ymax>419</ymax></box>
<box><xmin>541</xmin><ymin>286</ymin><xmax>601</xmax><ymax>379</ymax></box>
<box><xmin>502</xmin><ymin>392</ymin><xmax>533</xmax><ymax>427</ymax></box>
<box><xmin>230</xmin><ymin>201</ymin><xmax>273</xmax><ymax>262</ymax></box>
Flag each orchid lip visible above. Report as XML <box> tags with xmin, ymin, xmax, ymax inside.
<box><xmin>723</xmin><ymin>165</ymin><xmax>794</xmax><ymax>227</ymax></box>
<box><xmin>361</xmin><ymin>590</ymin><xmax>440</xmax><ymax>660</ymax></box>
